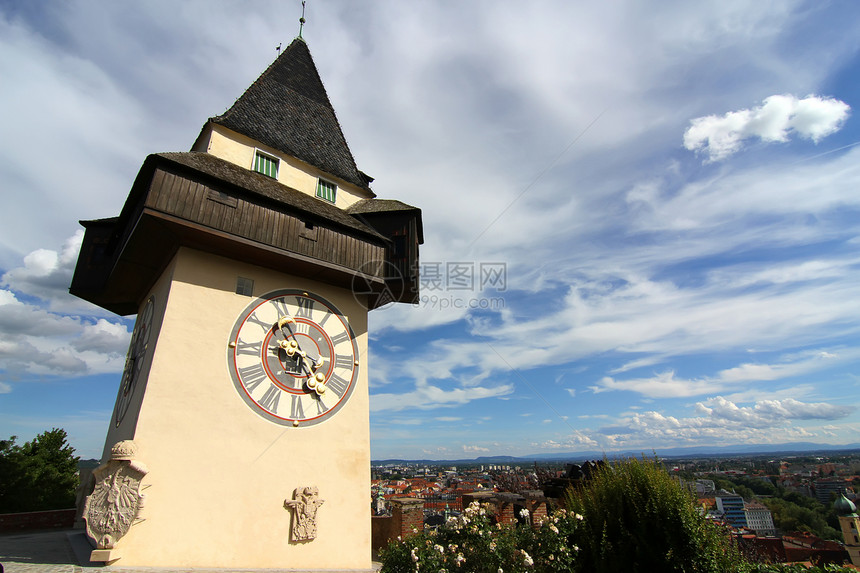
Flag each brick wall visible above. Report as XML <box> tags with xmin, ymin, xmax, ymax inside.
<box><xmin>391</xmin><ymin>497</ymin><xmax>424</xmax><ymax>538</ymax></box>
<box><xmin>522</xmin><ymin>490</ymin><xmax>549</xmax><ymax>526</ymax></box>
<box><xmin>0</xmin><ymin>509</ymin><xmax>76</xmax><ymax>532</ymax></box>
<box><xmin>494</xmin><ymin>492</ymin><xmax>522</xmax><ymax>525</ymax></box>
<box><xmin>372</xmin><ymin>497</ymin><xmax>426</xmax><ymax>553</ymax></box>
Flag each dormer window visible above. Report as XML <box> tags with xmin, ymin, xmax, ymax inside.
<box><xmin>253</xmin><ymin>150</ymin><xmax>279</xmax><ymax>179</ymax></box>
<box><xmin>316</xmin><ymin>179</ymin><xmax>336</xmax><ymax>203</ymax></box>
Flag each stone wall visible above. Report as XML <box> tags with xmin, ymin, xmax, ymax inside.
<box><xmin>0</xmin><ymin>509</ymin><xmax>76</xmax><ymax>532</ymax></box>
<box><xmin>371</xmin><ymin>514</ymin><xmax>394</xmax><ymax>554</ymax></box>
<box><xmin>371</xmin><ymin>497</ymin><xmax>424</xmax><ymax>553</ymax></box>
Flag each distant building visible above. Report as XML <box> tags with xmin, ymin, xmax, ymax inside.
<box><xmin>744</xmin><ymin>501</ymin><xmax>777</xmax><ymax>536</ymax></box>
<box><xmin>782</xmin><ymin>532</ymin><xmax>850</xmax><ymax>566</ymax></box>
<box><xmin>695</xmin><ymin>479</ymin><xmax>716</xmax><ymax>495</ymax></box>
<box><xmin>715</xmin><ymin>490</ymin><xmax>747</xmax><ymax>528</ymax></box>
<box><xmin>814</xmin><ymin>478</ymin><xmax>850</xmax><ymax>504</ymax></box>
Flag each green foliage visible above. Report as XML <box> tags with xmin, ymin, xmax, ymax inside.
<box><xmin>746</xmin><ymin>565</ymin><xmax>855</xmax><ymax>572</ymax></box>
<box><xmin>711</xmin><ymin>476</ymin><xmax>758</xmax><ymax>500</ymax></box>
<box><xmin>712</xmin><ymin>475</ymin><xmax>778</xmax><ymax>498</ymax></box>
<box><xmin>0</xmin><ymin>428</ymin><xmax>80</xmax><ymax>513</ymax></box>
<box><xmin>563</xmin><ymin>456</ymin><xmax>746</xmax><ymax>573</ymax></box>
<box><xmin>379</xmin><ymin>502</ymin><xmax>584</xmax><ymax>572</ymax></box>
<box><xmin>761</xmin><ymin>497</ymin><xmax>841</xmax><ymax>541</ymax></box>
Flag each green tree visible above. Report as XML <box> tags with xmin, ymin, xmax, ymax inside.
<box><xmin>564</xmin><ymin>457</ymin><xmax>746</xmax><ymax>573</ymax></box>
<box><xmin>761</xmin><ymin>497</ymin><xmax>841</xmax><ymax>541</ymax></box>
<box><xmin>0</xmin><ymin>428</ymin><xmax>80</xmax><ymax>513</ymax></box>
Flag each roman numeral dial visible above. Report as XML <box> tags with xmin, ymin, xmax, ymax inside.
<box><xmin>115</xmin><ymin>295</ymin><xmax>156</xmax><ymax>427</ymax></box>
<box><xmin>227</xmin><ymin>289</ymin><xmax>359</xmax><ymax>427</ymax></box>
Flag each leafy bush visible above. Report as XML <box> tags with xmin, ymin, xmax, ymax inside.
<box><xmin>380</xmin><ymin>501</ymin><xmax>584</xmax><ymax>572</ymax></box>
<box><xmin>563</xmin><ymin>456</ymin><xmax>744</xmax><ymax>572</ymax></box>
<box><xmin>746</xmin><ymin>565</ymin><xmax>856</xmax><ymax>572</ymax></box>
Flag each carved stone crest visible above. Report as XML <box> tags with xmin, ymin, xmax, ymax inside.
<box><xmin>83</xmin><ymin>440</ymin><xmax>148</xmax><ymax>550</ymax></box>
<box><xmin>284</xmin><ymin>486</ymin><xmax>325</xmax><ymax>541</ymax></box>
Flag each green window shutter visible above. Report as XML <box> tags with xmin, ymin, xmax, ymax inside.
<box><xmin>253</xmin><ymin>152</ymin><xmax>278</xmax><ymax>179</ymax></box>
<box><xmin>316</xmin><ymin>179</ymin><xmax>336</xmax><ymax>203</ymax></box>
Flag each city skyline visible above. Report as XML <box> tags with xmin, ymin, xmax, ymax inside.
<box><xmin>1</xmin><ymin>1</ymin><xmax>859</xmax><ymax>460</ymax></box>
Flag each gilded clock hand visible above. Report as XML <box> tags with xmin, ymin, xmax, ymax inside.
<box><xmin>276</xmin><ymin>317</ymin><xmax>319</xmax><ymax>369</ymax></box>
<box><xmin>275</xmin><ymin>317</ymin><xmax>327</xmax><ymax>395</ymax></box>
<box><xmin>276</xmin><ymin>317</ymin><xmax>309</xmax><ymax>358</ymax></box>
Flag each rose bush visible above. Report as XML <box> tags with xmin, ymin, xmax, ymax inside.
<box><xmin>379</xmin><ymin>501</ymin><xmax>584</xmax><ymax>573</ymax></box>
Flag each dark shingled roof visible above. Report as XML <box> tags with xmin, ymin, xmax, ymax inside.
<box><xmin>347</xmin><ymin>199</ymin><xmax>424</xmax><ymax>244</ymax></box>
<box><xmin>209</xmin><ymin>38</ymin><xmax>372</xmax><ymax>192</ymax></box>
<box><xmin>346</xmin><ymin>199</ymin><xmax>420</xmax><ymax>214</ymax></box>
<box><xmin>154</xmin><ymin>152</ymin><xmax>385</xmax><ymax>241</ymax></box>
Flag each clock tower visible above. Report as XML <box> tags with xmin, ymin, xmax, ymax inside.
<box><xmin>71</xmin><ymin>38</ymin><xmax>422</xmax><ymax>569</ymax></box>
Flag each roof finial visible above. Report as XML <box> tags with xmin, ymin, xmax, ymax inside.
<box><xmin>298</xmin><ymin>1</ymin><xmax>307</xmax><ymax>39</ymax></box>
<box><xmin>276</xmin><ymin>42</ymin><xmax>282</xmax><ymax>55</ymax></box>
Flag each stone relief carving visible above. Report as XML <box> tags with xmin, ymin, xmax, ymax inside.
<box><xmin>74</xmin><ymin>468</ymin><xmax>95</xmax><ymax>529</ymax></box>
<box><xmin>83</xmin><ymin>440</ymin><xmax>148</xmax><ymax>550</ymax></box>
<box><xmin>284</xmin><ymin>486</ymin><xmax>325</xmax><ymax>541</ymax></box>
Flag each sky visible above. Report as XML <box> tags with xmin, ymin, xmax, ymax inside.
<box><xmin>1</xmin><ymin>1</ymin><xmax>859</xmax><ymax>461</ymax></box>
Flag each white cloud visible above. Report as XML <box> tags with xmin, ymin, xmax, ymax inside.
<box><xmin>0</xmin><ymin>17</ymin><xmax>144</xmax><ymax>264</ymax></box>
<box><xmin>684</xmin><ymin>94</ymin><xmax>850</xmax><ymax>162</ymax></box>
<box><xmin>1</xmin><ymin>233</ymin><xmax>114</xmax><ymax>315</ymax></box>
<box><xmin>0</xmin><ymin>287</ymin><xmax>129</xmax><ymax>381</ymax></box>
<box><xmin>71</xmin><ymin>319</ymin><xmax>132</xmax><ymax>355</ymax></box>
<box><xmin>699</xmin><ymin>396</ymin><xmax>853</xmax><ymax>422</ymax></box>
<box><xmin>0</xmin><ymin>232</ymin><xmax>133</xmax><ymax>384</ymax></box>
<box><xmin>0</xmin><ymin>290</ymin><xmax>81</xmax><ymax>336</ymax></box>
<box><xmin>587</xmin><ymin>395</ymin><xmax>853</xmax><ymax>450</ymax></box>
<box><xmin>594</xmin><ymin>371</ymin><xmax>717</xmax><ymax>399</ymax></box>
<box><xmin>593</xmin><ymin>350</ymin><xmax>849</xmax><ymax>399</ymax></box>
<box><xmin>535</xmin><ymin>431</ymin><xmax>601</xmax><ymax>451</ymax></box>
<box><xmin>1</xmin><ymin>232</ymin><xmax>82</xmax><ymax>298</ymax></box>
<box><xmin>371</xmin><ymin>381</ymin><xmax>514</xmax><ymax>413</ymax></box>
<box><xmin>422</xmin><ymin>447</ymin><xmax>452</xmax><ymax>456</ymax></box>
<box><xmin>463</xmin><ymin>445</ymin><xmax>490</xmax><ymax>453</ymax></box>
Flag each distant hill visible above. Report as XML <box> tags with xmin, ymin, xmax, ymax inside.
<box><xmin>77</xmin><ymin>458</ymin><xmax>100</xmax><ymax>470</ymax></box>
<box><xmin>372</xmin><ymin>442</ymin><xmax>860</xmax><ymax>465</ymax></box>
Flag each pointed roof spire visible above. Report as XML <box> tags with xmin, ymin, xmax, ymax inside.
<box><xmin>298</xmin><ymin>0</ymin><xmax>307</xmax><ymax>39</ymax></box>
<box><xmin>835</xmin><ymin>494</ymin><xmax>857</xmax><ymax>517</ymax></box>
<box><xmin>210</xmin><ymin>38</ymin><xmax>372</xmax><ymax>191</ymax></box>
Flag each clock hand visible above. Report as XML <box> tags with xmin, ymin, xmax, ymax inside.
<box><xmin>276</xmin><ymin>317</ymin><xmax>313</xmax><ymax>362</ymax></box>
<box><xmin>275</xmin><ymin>317</ymin><xmax>327</xmax><ymax>395</ymax></box>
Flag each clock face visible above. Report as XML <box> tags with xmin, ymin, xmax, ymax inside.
<box><xmin>227</xmin><ymin>289</ymin><xmax>359</xmax><ymax>427</ymax></box>
<box><xmin>115</xmin><ymin>295</ymin><xmax>156</xmax><ymax>426</ymax></box>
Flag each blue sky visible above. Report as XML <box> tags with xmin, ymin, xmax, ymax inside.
<box><xmin>1</xmin><ymin>1</ymin><xmax>859</xmax><ymax>460</ymax></box>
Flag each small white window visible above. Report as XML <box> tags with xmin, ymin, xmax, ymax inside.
<box><xmin>236</xmin><ymin>276</ymin><xmax>254</xmax><ymax>296</ymax></box>
<box><xmin>316</xmin><ymin>179</ymin><xmax>336</xmax><ymax>203</ymax></box>
<box><xmin>253</xmin><ymin>150</ymin><xmax>278</xmax><ymax>179</ymax></box>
